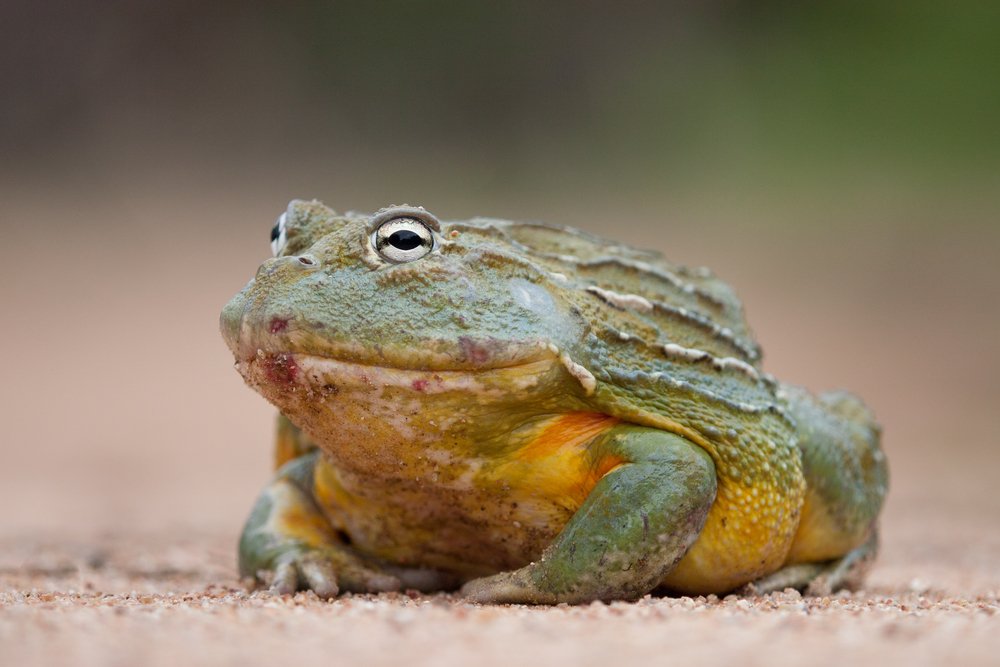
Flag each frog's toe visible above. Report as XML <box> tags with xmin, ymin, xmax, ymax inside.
<box><xmin>459</xmin><ymin>574</ymin><xmax>516</xmax><ymax>604</ymax></box>
<box><xmin>268</xmin><ymin>553</ymin><xmax>340</xmax><ymax>599</ymax></box>
<box><xmin>460</xmin><ymin>570</ymin><xmax>558</xmax><ymax>605</ymax></box>
<box><xmin>459</xmin><ymin>574</ymin><xmax>502</xmax><ymax>604</ymax></box>
<box><xmin>298</xmin><ymin>555</ymin><xmax>341</xmax><ymax>599</ymax></box>
<box><xmin>334</xmin><ymin>560</ymin><xmax>401</xmax><ymax>594</ymax></box>
<box><xmin>271</xmin><ymin>558</ymin><xmax>309</xmax><ymax>596</ymax></box>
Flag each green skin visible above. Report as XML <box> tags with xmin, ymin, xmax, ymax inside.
<box><xmin>221</xmin><ymin>201</ymin><xmax>888</xmax><ymax>603</ymax></box>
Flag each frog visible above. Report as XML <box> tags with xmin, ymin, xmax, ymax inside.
<box><xmin>220</xmin><ymin>200</ymin><xmax>888</xmax><ymax>604</ymax></box>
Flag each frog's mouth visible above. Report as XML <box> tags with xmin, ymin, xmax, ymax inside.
<box><xmin>220</xmin><ymin>282</ymin><xmax>577</xmax><ymax>396</ymax></box>
<box><xmin>236</xmin><ymin>351</ymin><xmax>562</xmax><ymax>400</ymax></box>
<box><xmin>222</xmin><ymin>298</ymin><xmax>561</xmax><ymax>377</ymax></box>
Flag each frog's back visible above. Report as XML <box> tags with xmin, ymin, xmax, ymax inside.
<box><xmin>491</xmin><ymin>219</ymin><xmax>761</xmax><ymax>362</ymax></box>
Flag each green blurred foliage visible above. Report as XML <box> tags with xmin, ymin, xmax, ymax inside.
<box><xmin>258</xmin><ymin>2</ymin><xmax>1000</xmax><ymax>181</ymax></box>
<box><xmin>2</xmin><ymin>1</ymin><xmax>998</xmax><ymax>215</ymax></box>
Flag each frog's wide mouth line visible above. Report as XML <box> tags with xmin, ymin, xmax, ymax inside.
<box><xmin>239</xmin><ymin>351</ymin><xmax>561</xmax><ymax>395</ymax></box>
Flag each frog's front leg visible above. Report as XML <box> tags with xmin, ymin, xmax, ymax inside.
<box><xmin>462</xmin><ymin>425</ymin><xmax>717</xmax><ymax>604</ymax></box>
<box><xmin>239</xmin><ymin>451</ymin><xmax>401</xmax><ymax>598</ymax></box>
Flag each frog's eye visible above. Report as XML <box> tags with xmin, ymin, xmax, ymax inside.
<box><xmin>270</xmin><ymin>212</ymin><xmax>288</xmax><ymax>257</ymax></box>
<box><xmin>373</xmin><ymin>217</ymin><xmax>435</xmax><ymax>263</ymax></box>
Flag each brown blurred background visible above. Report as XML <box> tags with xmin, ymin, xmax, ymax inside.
<box><xmin>1</xmin><ymin>1</ymin><xmax>998</xmax><ymax>596</ymax></box>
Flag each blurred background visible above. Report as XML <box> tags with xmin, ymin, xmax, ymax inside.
<box><xmin>1</xmin><ymin>1</ymin><xmax>998</xmax><ymax>592</ymax></box>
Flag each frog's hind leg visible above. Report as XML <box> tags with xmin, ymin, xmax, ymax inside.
<box><xmin>743</xmin><ymin>383</ymin><xmax>888</xmax><ymax>598</ymax></box>
<box><xmin>741</xmin><ymin>529</ymin><xmax>879</xmax><ymax>596</ymax></box>
<box><xmin>779</xmin><ymin>385</ymin><xmax>887</xmax><ymax>571</ymax></box>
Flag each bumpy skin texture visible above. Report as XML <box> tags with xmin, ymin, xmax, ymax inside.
<box><xmin>221</xmin><ymin>200</ymin><xmax>888</xmax><ymax>603</ymax></box>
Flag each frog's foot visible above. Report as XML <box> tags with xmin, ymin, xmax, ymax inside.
<box><xmin>462</xmin><ymin>425</ymin><xmax>717</xmax><ymax>605</ymax></box>
<box><xmin>260</xmin><ymin>544</ymin><xmax>401</xmax><ymax>598</ymax></box>
<box><xmin>239</xmin><ymin>452</ymin><xmax>401</xmax><ymax>599</ymax></box>
<box><xmin>740</xmin><ymin>529</ymin><xmax>879</xmax><ymax>597</ymax></box>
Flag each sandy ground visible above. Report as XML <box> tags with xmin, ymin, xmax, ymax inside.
<box><xmin>1</xmin><ymin>173</ymin><xmax>998</xmax><ymax>665</ymax></box>
<box><xmin>1</xmin><ymin>523</ymin><xmax>999</xmax><ymax>667</ymax></box>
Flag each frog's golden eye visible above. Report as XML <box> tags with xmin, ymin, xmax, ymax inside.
<box><xmin>270</xmin><ymin>212</ymin><xmax>288</xmax><ymax>257</ymax></box>
<box><xmin>373</xmin><ymin>217</ymin><xmax>435</xmax><ymax>263</ymax></box>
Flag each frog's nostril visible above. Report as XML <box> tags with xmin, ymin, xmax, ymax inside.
<box><xmin>298</xmin><ymin>255</ymin><xmax>317</xmax><ymax>267</ymax></box>
<box><xmin>255</xmin><ymin>258</ymin><xmax>277</xmax><ymax>278</ymax></box>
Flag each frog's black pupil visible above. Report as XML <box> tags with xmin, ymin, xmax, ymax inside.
<box><xmin>270</xmin><ymin>223</ymin><xmax>280</xmax><ymax>242</ymax></box>
<box><xmin>388</xmin><ymin>229</ymin><xmax>423</xmax><ymax>250</ymax></box>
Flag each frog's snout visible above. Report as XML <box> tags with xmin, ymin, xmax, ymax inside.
<box><xmin>254</xmin><ymin>254</ymin><xmax>319</xmax><ymax>279</ymax></box>
<box><xmin>221</xmin><ymin>254</ymin><xmax>322</xmax><ymax>359</ymax></box>
<box><xmin>220</xmin><ymin>290</ymin><xmax>246</xmax><ymax>357</ymax></box>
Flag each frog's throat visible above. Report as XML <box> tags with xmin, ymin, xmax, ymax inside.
<box><xmin>236</xmin><ymin>351</ymin><xmax>563</xmax><ymax>398</ymax></box>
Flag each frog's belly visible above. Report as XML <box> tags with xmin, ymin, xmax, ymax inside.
<box><xmin>311</xmin><ymin>411</ymin><xmax>623</xmax><ymax>577</ymax></box>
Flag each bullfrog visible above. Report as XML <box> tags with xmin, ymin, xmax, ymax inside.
<box><xmin>220</xmin><ymin>200</ymin><xmax>888</xmax><ymax>604</ymax></box>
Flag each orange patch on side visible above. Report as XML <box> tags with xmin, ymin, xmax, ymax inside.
<box><xmin>517</xmin><ymin>411</ymin><xmax>620</xmax><ymax>462</ymax></box>
<box><xmin>511</xmin><ymin>411</ymin><xmax>623</xmax><ymax>510</ymax></box>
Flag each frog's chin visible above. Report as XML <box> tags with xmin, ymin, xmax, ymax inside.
<box><xmin>235</xmin><ymin>351</ymin><xmax>561</xmax><ymax>399</ymax></box>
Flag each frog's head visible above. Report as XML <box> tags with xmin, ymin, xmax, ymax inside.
<box><xmin>221</xmin><ymin>201</ymin><xmax>588</xmax><ymax>398</ymax></box>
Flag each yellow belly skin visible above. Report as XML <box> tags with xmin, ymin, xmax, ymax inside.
<box><xmin>305</xmin><ymin>411</ymin><xmax>621</xmax><ymax>577</ymax></box>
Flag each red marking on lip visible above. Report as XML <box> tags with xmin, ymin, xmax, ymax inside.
<box><xmin>457</xmin><ymin>336</ymin><xmax>493</xmax><ymax>364</ymax></box>
<box><xmin>261</xmin><ymin>353</ymin><xmax>299</xmax><ymax>389</ymax></box>
<box><xmin>412</xmin><ymin>379</ymin><xmax>429</xmax><ymax>392</ymax></box>
<box><xmin>269</xmin><ymin>317</ymin><xmax>289</xmax><ymax>334</ymax></box>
